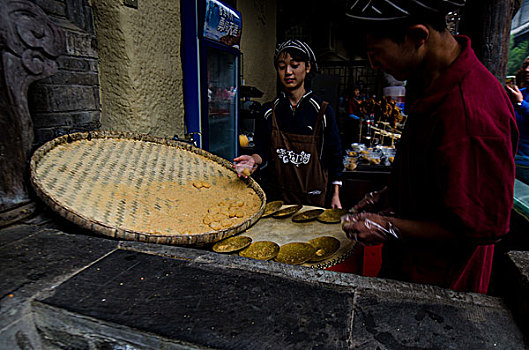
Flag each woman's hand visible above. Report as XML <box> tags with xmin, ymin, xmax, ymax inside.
<box><xmin>331</xmin><ymin>191</ymin><xmax>342</xmax><ymax>209</ymax></box>
<box><xmin>505</xmin><ymin>84</ymin><xmax>524</xmax><ymax>104</ymax></box>
<box><xmin>233</xmin><ymin>154</ymin><xmax>258</xmax><ymax>178</ymax></box>
<box><xmin>331</xmin><ymin>184</ymin><xmax>342</xmax><ymax>209</ymax></box>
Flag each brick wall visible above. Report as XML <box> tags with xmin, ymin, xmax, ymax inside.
<box><xmin>27</xmin><ymin>0</ymin><xmax>101</xmax><ymax>148</ymax></box>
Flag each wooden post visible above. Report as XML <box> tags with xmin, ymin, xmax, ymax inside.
<box><xmin>0</xmin><ymin>0</ymin><xmax>65</xmax><ymax>227</ymax></box>
<box><xmin>458</xmin><ymin>0</ymin><xmax>522</xmax><ymax>82</ymax></box>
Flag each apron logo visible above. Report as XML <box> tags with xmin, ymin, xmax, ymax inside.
<box><xmin>276</xmin><ymin>148</ymin><xmax>311</xmax><ymax>167</ymax></box>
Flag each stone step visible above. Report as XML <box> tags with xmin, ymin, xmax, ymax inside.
<box><xmin>1</xmin><ymin>224</ymin><xmax>527</xmax><ymax>349</ymax></box>
<box><xmin>502</xmin><ymin>250</ymin><xmax>529</xmax><ymax>334</ymax></box>
<box><xmin>0</xmin><ymin>224</ymin><xmax>119</xmax><ymax>349</ymax></box>
<box><xmin>33</xmin><ymin>242</ymin><xmax>527</xmax><ymax>349</ymax></box>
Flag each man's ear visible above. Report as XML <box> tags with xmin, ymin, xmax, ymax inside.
<box><xmin>406</xmin><ymin>24</ymin><xmax>429</xmax><ymax>48</ymax></box>
<box><xmin>306</xmin><ymin>61</ymin><xmax>311</xmax><ymax>74</ymax></box>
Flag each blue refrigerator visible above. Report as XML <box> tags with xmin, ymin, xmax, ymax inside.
<box><xmin>181</xmin><ymin>0</ymin><xmax>241</xmax><ymax>161</ymax></box>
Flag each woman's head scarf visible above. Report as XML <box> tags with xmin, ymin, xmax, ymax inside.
<box><xmin>274</xmin><ymin>39</ymin><xmax>318</xmax><ymax>72</ymax></box>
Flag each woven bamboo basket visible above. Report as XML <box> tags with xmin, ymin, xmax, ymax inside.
<box><xmin>30</xmin><ymin>131</ymin><xmax>266</xmax><ymax>245</ymax></box>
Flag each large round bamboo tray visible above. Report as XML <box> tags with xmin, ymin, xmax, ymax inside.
<box><xmin>30</xmin><ymin>131</ymin><xmax>266</xmax><ymax>245</ymax></box>
<box><xmin>242</xmin><ymin>205</ymin><xmax>356</xmax><ymax>269</ymax></box>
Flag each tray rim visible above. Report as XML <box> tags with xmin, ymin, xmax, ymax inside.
<box><xmin>29</xmin><ymin>131</ymin><xmax>266</xmax><ymax>245</ymax></box>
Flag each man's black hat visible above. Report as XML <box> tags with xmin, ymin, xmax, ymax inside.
<box><xmin>345</xmin><ymin>0</ymin><xmax>466</xmax><ymax>21</ymax></box>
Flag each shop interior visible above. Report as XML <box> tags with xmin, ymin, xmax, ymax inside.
<box><xmin>238</xmin><ymin>0</ymin><xmax>415</xmax><ymax>207</ymax></box>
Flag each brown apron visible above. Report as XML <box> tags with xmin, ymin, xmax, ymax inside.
<box><xmin>268</xmin><ymin>102</ymin><xmax>329</xmax><ymax>206</ymax></box>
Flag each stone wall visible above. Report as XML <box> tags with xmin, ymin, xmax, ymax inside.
<box><xmin>26</xmin><ymin>0</ymin><xmax>273</xmax><ymax>145</ymax></box>
<box><xmin>27</xmin><ymin>0</ymin><xmax>101</xmax><ymax>148</ymax></box>
<box><xmin>91</xmin><ymin>0</ymin><xmax>185</xmax><ymax>138</ymax></box>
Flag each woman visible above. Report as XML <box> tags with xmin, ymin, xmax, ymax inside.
<box><xmin>506</xmin><ymin>55</ymin><xmax>529</xmax><ymax>184</ymax></box>
<box><xmin>234</xmin><ymin>40</ymin><xmax>343</xmax><ymax>208</ymax></box>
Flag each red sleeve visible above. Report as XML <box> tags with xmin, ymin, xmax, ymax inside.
<box><xmin>437</xmin><ymin>135</ymin><xmax>514</xmax><ymax>241</ymax></box>
<box><xmin>435</xmin><ymin>88</ymin><xmax>517</xmax><ymax>242</ymax></box>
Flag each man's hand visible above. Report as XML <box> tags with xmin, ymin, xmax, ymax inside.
<box><xmin>342</xmin><ymin>212</ymin><xmax>400</xmax><ymax>246</ymax></box>
<box><xmin>352</xmin><ymin>186</ymin><xmax>388</xmax><ymax>213</ymax></box>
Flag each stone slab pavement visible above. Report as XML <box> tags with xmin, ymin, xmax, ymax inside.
<box><xmin>1</xmin><ymin>223</ymin><xmax>528</xmax><ymax>349</ymax></box>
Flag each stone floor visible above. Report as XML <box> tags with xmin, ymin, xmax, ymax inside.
<box><xmin>1</xmin><ymin>207</ymin><xmax>529</xmax><ymax>349</ymax></box>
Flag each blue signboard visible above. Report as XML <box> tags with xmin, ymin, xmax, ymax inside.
<box><xmin>203</xmin><ymin>0</ymin><xmax>242</xmax><ymax>48</ymax></box>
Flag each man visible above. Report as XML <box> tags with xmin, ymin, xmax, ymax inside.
<box><xmin>342</xmin><ymin>0</ymin><xmax>518</xmax><ymax>293</ymax></box>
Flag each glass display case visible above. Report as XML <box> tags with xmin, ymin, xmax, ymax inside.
<box><xmin>181</xmin><ymin>0</ymin><xmax>242</xmax><ymax>161</ymax></box>
<box><xmin>205</xmin><ymin>45</ymin><xmax>238</xmax><ymax>159</ymax></box>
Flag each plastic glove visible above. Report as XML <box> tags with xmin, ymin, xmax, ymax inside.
<box><xmin>342</xmin><ymin>212</ymin><xmax>400</xmax><ymax>246</ymax></box>
<box><xmin>351</xmin><ymin>186</ymin><xmax>388</xmax><ymax>213</ymax></box>
<box><xmin>233</xmin><ymin>155</ymin><xmax>257</xmax><ymax>178</ymax></box>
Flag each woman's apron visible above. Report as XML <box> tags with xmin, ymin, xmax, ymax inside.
<box><xmin>268</xmin><ymin>102</ymin><xmax>329</xmax><ymax>207</ymax></box>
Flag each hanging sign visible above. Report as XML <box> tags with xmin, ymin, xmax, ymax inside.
<box><xmin>203</xmin><ymin>0</ymin><xmax>242</xmax><ymax>48</ymax></box>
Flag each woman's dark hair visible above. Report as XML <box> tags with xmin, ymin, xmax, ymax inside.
<box><xmin>515</xmin><ymin>56</ymin><xmax>529</xmax><ymax>88</ymax></box>
<box><xmin>275</xmin><ymin>48</ymin><xmax>310</xmax><ymax>67</ymax></box>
